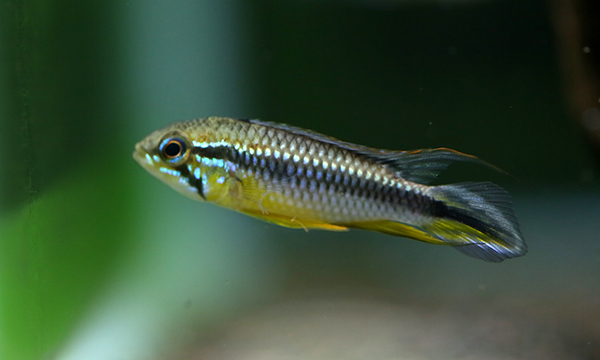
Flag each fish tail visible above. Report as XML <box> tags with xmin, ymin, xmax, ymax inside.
<box><xmin>424</xmin><ymin>182</ymin><xmax>526</xmax><ymax>262</ymax></box>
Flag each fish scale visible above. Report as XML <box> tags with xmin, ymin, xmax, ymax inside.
<box><xmin>219</xmin><ymin>122</ymin><xmax>423</xmax><ymax>223</ymax></box>
<box><xmin>134</xmin><ymin>116</ymin><xmax>527</xmax><ymax>262</ymax></box>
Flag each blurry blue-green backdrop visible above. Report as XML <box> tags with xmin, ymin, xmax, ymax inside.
<box><xmin>1</xmin><ymin>0</ymin><xmax>599</xmax><ymax>359</ymax></box>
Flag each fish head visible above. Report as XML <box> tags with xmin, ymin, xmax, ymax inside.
<box><xmin>133</xmin><ymin>123</ymin><xmax>206</xmax><ymax>201</ymax></box>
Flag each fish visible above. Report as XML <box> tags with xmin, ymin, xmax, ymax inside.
<box><xmin>133</xmin><ymin>117</ymin><xmax>526</xmax><ymax>262</ymax></box>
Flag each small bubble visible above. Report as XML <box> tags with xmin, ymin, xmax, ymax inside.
<box><xmin>478</xmin><ymin>284</ymin><xmax>486</xmax><ymax>291</ymax></box>
<box><xmin>583</xmin><ymin>46</ymin><xmax>591</xmax><ymax>53</ymax></box>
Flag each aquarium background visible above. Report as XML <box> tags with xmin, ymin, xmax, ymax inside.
<box><xmin>1</xmin><ymin>0</ymin><xmax>599</xmax><ymax>359</ymax></box>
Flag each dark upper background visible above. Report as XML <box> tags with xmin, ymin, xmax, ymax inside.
<box><xmin>2</xmin><ymin>0</ymin><xmax>598</xmax><ymax>215</ymax></box>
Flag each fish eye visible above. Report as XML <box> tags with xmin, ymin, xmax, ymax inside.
<box><xmin>164</xmin><ymin>140</ymin><xmax>183</xmax><ymax>157</ymax></box>
<box><xmin>159</xmin><ymin>137</ymin><xmax>188</xmax><ymax>162</ymax></box>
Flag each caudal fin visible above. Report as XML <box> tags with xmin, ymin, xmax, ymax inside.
<box><xmin>426</xmin><ymin>182</ymin><xmax>527</xmax><ymax>262</ymax></box>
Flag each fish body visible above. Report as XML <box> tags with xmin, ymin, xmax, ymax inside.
<box><xmin>133</xmin><ymin>117</ymin><xmax>526</xmax><ymax>262</ymax></box>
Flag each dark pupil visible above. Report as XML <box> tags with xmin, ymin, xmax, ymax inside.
<box><xmin>164</xmin><ymin>141</ymin><xmax>182</xmax><ymax>157</ymax></box>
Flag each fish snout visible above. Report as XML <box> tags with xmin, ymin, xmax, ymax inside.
<box><xmin>133</xmin><ymin>142</ymin><xmax>153</xmax><ymax>166</ymax></box>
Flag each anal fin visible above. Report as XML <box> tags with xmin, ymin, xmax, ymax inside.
<box><xmin>241</xmin><ymin>209</ymin><xmax>348</xmax><ymax>232</ymax></box>
<box><xmin>344</xmin><ymin>220</ymin><xmax>447</xmax><ymax>245</ymax></box>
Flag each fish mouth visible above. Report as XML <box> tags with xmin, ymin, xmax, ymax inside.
<box><xmin>133</xmin><ymin>143</ymin><xmax>153</xmax><ymax>167</ymax></box>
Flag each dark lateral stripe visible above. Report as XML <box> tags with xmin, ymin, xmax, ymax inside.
<box><xmin>174</xmin><ymin>164</ymin><xmax>206</xmax><ymax>200</ymax></box>
<box><xmin>432</xmin><ymin>201</ymin><xmax>500</xmax><ymax>238</ymax></box>
<box><xmin>189</xmin><ymin>143</ymin><xmax>431</xmax><ymax>213</ymax></box>
<box><xmin>192</xmin><ymin>146</ymin><xmax>231</xmax><ymax>161</ymax></box>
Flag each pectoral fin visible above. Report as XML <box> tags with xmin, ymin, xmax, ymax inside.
<box><xmin>235</xmin><ymin>174</ymin><xmax>268</xmax><ymax>204</ymax></box>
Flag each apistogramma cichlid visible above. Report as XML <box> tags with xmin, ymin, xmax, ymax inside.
<box><xmin>133</xmin><ymin>117</ymin><xmax>526</xmax><ymax>262</ymax></box>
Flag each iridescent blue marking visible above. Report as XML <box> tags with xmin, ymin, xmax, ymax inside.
<box><xmin>159</xmin><ymin>167</ymin><xmax>180</xmax><ymax>177</ymax></box>
<box><xmin>201</xmin><ymin>174</ymin><xmax>209</xmax><ymax>193</ymax></box>
<box><xmin>200</xmin><ymin>157</ymin><xmax>225</xmax><ymax>168</ymax></box>
<box><xmin>178</xmin><ymin>177</ymin><xmax>189</xmax><ymax>185</ymax></box>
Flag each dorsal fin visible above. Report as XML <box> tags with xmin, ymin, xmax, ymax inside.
<box><xmin>244</xmin><ymin>119</ymin><xmax>504</xmax><ymax>184</ymax></box>
<box><xmin>355</xmin><ymin>148</ymin><xmax>506</xmax><ymax>184</ymax></box>
<box><xmin>245</xmin><ymin>119</ymin><xmax>364</xmax><ymax>149</ymax></box>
